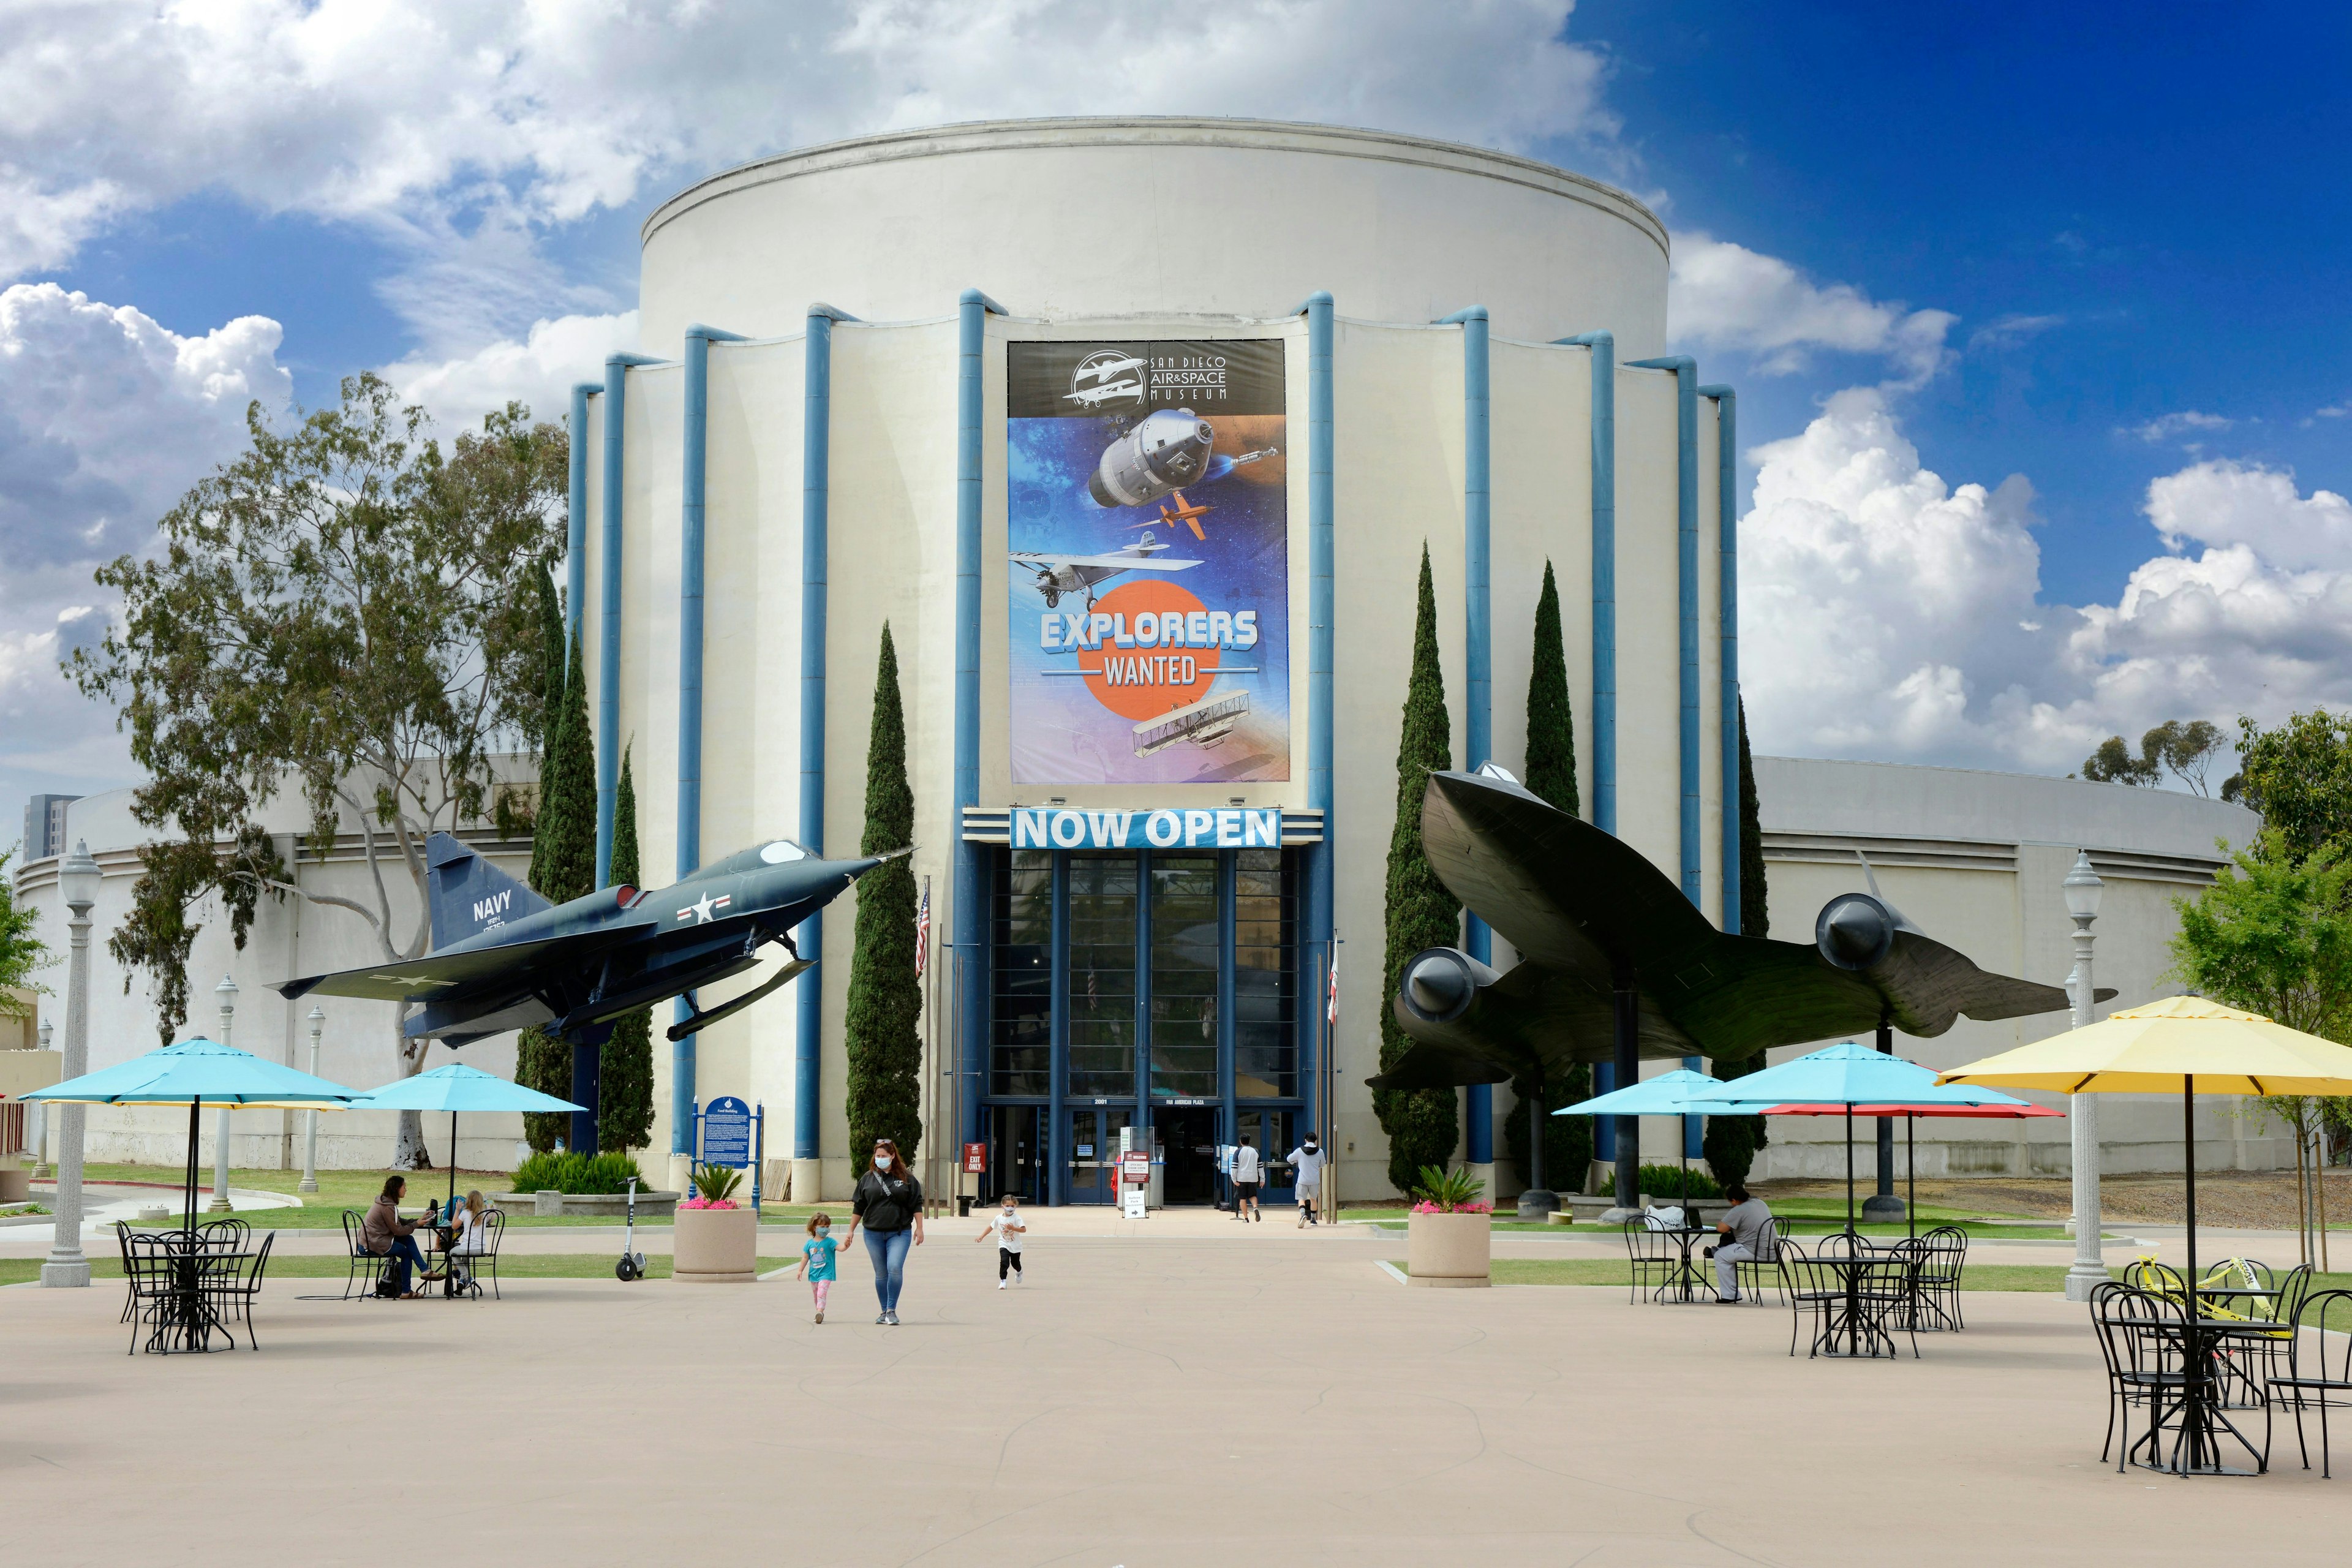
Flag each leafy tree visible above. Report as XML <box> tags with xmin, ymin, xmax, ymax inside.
<box><xmin>598</xmin><ymin>746</ymin><xmax>656</xmax><ymax>1155</ymax></box>
<box><xmin>2233</xmin><ymin>710</ymin><xmax>2352</xmax><ymax>862</ymax></box>
<box><xmin>72</xmin><ymin>374</ymin><xmax>567</xmax><ymax>1166</ymax></box>
<box><xmin>1378</xmin><ymin>546</ymin><xmax>1463</xmax><ymax>1194</ymax></box>
<box><xmin>518</xmin><ymin>628</ymin><xmax>595</xmax><ymax>1152</ymax></box>
<box><xmin>2082</xmin><ymin>718</ymin><xmax>2232</xmax><ymax>796</ymax></box>
<box><xmin>0</xmin><ymin>846</ymin><xmax>53</xmax><ymax>1014</ymax></box>
<box><xmin>1706</xmin><ymin>699</ymin><xmax>1772</xmax><ymax>1183</ymax></box>
<box><xmin>1521</xmin><ymin>560</ymin><xmax>1578</xmax><ymax>817</ymax></box>
<box><xmin>843</xmin><ymin>624</ymin><xmax>922</xmax><ymax>1179</ymax></box>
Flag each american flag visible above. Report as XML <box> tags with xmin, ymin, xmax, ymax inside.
<box><xmin>1325</xmin><ymin>947</ymin><xmax>1340</xmax><ymax>1025</ymax></box>
<box><xmin>913</xmin><ymin>880</ymin><xmax>931</xmax><ymax>977</ymax></box>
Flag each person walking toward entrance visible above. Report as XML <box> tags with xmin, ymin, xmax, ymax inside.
<box><xmin>794</xmin><ymin>1213</ymin><xmax>838</xmax><ymax>1324</ymax></box>
<box><xmin>976</xmin><ymin>1193</ymin><xmax>1026</xmax><ymax>1286</ymax></box>
<box><xmin>842</xmin><ymin>1139</ymin><xmax>925</xmax><ymax>1324</ymax></box>
<box><xmin>1286</xmin><ymin>1133</ymin><xmax>1327</xmax><ymax>1227</ymax></box>
<box><xmin>1231</xmin><ymin>1136</ymin><xmax>1262</xmax><ymax>1222</ymax></box>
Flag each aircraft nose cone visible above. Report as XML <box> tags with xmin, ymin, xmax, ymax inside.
<box><xmin>1820</xmin><ymin>899</ymin><xmax>1891</xmax><ymax>969</ymax></box>
<box><xmin>1407</xmin><ymin>955</ymin><xmax>1471</xmax><ymax>1016</ymax></box>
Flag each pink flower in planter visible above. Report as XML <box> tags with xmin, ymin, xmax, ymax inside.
<box><xmin>1411</xmin><ymin>1200</ymin><xmax>1494</xmax><ymax>1215</ymax></box>
<box><xmin>678</xmin><ymin>1197</ymin><xmax>741</xmax><ymax>1210</ymax></box>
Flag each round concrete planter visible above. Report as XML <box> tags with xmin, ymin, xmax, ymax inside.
<box><xmin>673</xmin><ymin>1205</ymin><xmax>758</xmax><ymax>1283</ymax></box>
<box><xmin>1406</xmin><ymin>1210</ymin><xmax>1491</xmax><ymax>1287</ymax></box>
<box><xmin>490</xmin><ymin>1189</ymin><xmax>680</xmax><ymax>1219</ymax></box>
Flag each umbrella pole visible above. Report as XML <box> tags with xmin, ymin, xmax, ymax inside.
<box><xmin>2182</xmin><ymin>1076</ymin><xmax>2204</xmax><ymax>1472</ymax></box>
<box><xmin>1844</xmin><ymin>1105</ymin><xmax>1855</xmax><ymax>1235</ymax></box>
<box><xmin>1907</xmin><ymin>1115</ymin><xmax>1916</xmax><ymax>1240</ymax></box>
<box><xmin>185</xmin><ymin>1096</ymin><xmax>201</xmax><ymax>1240</ymax></box>
<box><xmin>450</xmin><ymin>1112</ymin><xmax>459</xmax><ymax>1212</ymax></box>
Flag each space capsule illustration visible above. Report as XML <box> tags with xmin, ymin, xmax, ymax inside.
<box><xmin>1088</xmin><ymin>407</ymin><xmax>1275</xmax><ymax>510</ymax></box>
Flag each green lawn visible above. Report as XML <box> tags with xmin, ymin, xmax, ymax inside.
<box><xmin>0</xmin><ymin>1253</ymin><xmax>799</xmax><ymax>1287</ymax></box>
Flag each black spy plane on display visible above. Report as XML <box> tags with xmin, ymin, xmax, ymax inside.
<box><xmin>278</xmin><ymin>832</ymin><xmax>900</xmax><ymax>1047</ymax></box>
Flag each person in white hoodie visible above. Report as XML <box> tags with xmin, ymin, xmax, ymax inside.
<box><xmin>1285</xmin><ymin>1134</ymin><xmax>1327</xmax><ymax>1227</ymax></box>
<box><xmin>1230</xmin><ymin>1136</ymin><xmax>1262</xmax><ymax>1222</ymax></box>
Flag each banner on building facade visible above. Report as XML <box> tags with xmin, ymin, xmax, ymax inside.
<box><xmin>1006</xmin><ymin>339</ymin><xmax>1290</xmax><ymax>784</ymax></box>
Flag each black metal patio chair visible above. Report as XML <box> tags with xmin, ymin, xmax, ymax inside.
<box><xmin>340</xmin><ymin>1210</ymin><xmax>396</xmax><ymax>1300</ymax></box>
<box><xmin>203</xmin><ymin>1231</ymin><xmax>274</xmax><ymax>1351</ymax></box>
<box><xmin>1913</xmin><ymin>1225</ymin><xmax>1968</xmax><ymax>1330</ymax></box>
<box><xmin>1620</xmin><ymin>1219</ymin><xmax>1675</xmax><ymax>1305</ymax></box>
<box><xmin>2089</xmin><ymin>1281</ymin><xmax>2190</xmax><ymax>1471</ymax></box>
<box><xmin>2274</xmin><ymin>1288</ymin><xmax>2352</xmax><ymax>1479</ymax></box>
<box><xmin>1774</xmin><ymin>1238</ymin><xmax>1842</xmax><ymax>1357</ymax></box>
<box><xmin>447</xmin><ymin>1208</ymin><xmax>506</xmax><ymax>1300</ymax></box>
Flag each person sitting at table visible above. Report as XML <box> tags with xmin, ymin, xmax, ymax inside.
<box><xmin>363</xmin><ymin>1175</ymin><xmax>444</xmax><ymax>1298</ymax></box>
<box><xmin>447</xmin><ymin>1191</ymin><xmax>491</xmax><ymax>1285</ymax></box>
<box><xmin>1708</xmin><ymin>1183</ymin><xmax>1774</xmax><ymax>1304</ymax></box>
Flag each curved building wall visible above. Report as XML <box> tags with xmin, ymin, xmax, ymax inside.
<box><xmin>638</xmin><ymin>119</ymin><xmax>1669</xmax><ymax>356</ymax></box>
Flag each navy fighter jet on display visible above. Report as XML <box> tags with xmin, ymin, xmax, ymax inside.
<box><xmin>279</xmin><ymin>833</ymin><xmax>897</xmax><ymax>1047</ymax></box>
<box><xmin>1008</xmin><ymin>530</ymin><xmax>1201</xmax><ymax>609</ymax></box>
<box><xmin>1088</xmin><ymin>407</ymin><xmax>1276</xmax><ymax>510</ymax></box>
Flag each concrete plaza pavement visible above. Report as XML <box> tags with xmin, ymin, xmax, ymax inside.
<box><xmin>9</xmin><ymin>1223</ymin><xmax>2343</xmax><ymax>1566</ymax></box>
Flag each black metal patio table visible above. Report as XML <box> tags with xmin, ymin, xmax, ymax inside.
<box><xmin>2139</xmin><ymin>1314</ymin><xmax>2278</xmax><ymax>1476</ymax></box>
<box><xmin>1650</xmin><ymin>1226</ymin><xmax>1719</xmax><ymax>1303</ymax></box>
<box><xmin>143</xmin><ymin>1243</ymin><xmax>253</xmax><ymax>1354</ymax></box>
<box><xmin>1809</xmin><ymin>1245</ymin><xmax>1917</xmax><ymax>1359</ymax></box>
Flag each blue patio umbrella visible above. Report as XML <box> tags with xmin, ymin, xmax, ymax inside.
<box><xmin>21</xmin><ymin>1037</ymin><xmax>360</xmax><ymax>1237</ymax></box>
<box><xmin>1673</xmin><ymin>1043</ymin><xmax>2035</xmax><ymax>1231</ymax></box>
<box><xmin>1555</xmin><ymin>1068</ymin><xmax>1727</xmax><ymax>1211</ymax></box>
<box><xmin>348</xmin><ymin>1064</ymin><xmax>584</xmax><ymax>1210</ymax></box>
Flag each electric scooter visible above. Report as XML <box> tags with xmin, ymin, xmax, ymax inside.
<box><xmin>615</xmin><ymin>1176</ymin><xmax>647</xmax><ymax>1281</ymax></box>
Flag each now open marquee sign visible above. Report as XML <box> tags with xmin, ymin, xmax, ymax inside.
<box><xmin>1009</xmin><ymin>806</ymin><xmax>1284</xmax><ymax>851</ymax></box>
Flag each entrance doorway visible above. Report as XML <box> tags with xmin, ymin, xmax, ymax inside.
<box><xmin>1235</xmin><ymin>1107</ymin><xmax>1299</xmax><ymax>1203</ymax></box>
<box><xmin>1065</xmin><ymin>1106</ymin><xmax>1132</xmax><ymax>1205</ymax></box>
<box><xmin>1156</xmin><ymin>1106</ymin><xmax>1219</xmax><ymax>1204</ymax></box>
<box><xmin>986</xmin><ymin>1106</ymin><xmax>1045</xmax><ymax>1205</ymax></box>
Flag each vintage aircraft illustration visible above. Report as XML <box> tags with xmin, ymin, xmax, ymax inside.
<box><xmin>279</xmin><ymin>833</ymin><xmax>899</xmax><ymax>1047</ymax></box>
<box><xmin>1088</xmin><ymin>407</ymin><xmax>1276</xmax><ymax>510</ymax></box>
<box><xmin>1008</xmin><ymin>529</ymin><xmax>1201</xmax><ymax>609</ymax></box>
<box><xmin>1134</xmin><ymin>688</ymin><xmax>1250</xmax><ymax>756</ymax></box>
<box><xmin>1063</xmin><ymin>379</ymin><xmax>1143</xmax><ymax>409</ymax></box>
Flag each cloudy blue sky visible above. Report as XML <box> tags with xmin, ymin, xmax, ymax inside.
<box><xmin>4</xmin><ymin>1</ymin><xmax>2346</xmax><ymax>825</ymax></box>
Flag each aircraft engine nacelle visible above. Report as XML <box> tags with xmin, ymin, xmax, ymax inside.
<box><xmin>1395</xmin><ymin>946</ymin><xmax>1504</xmax><ymax>1026</ymax></box>
<box><xmin>1090</xmin><ymin>407</ymin><xmax>1213</xmax><ymax>507</ymax></box>
<box><xmin>1814</xmin><ymin>891</ymin><xmax>1910</xmax><ymax>971</ymax></box>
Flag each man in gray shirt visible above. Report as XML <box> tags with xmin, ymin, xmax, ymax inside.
<box><xmin>1709</xmin><ymin>1183</ymin><xmax>1774</xmax><ymax>1303</ymax></box>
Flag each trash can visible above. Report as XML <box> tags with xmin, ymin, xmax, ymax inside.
<box><xmin>957</xmin><ymin>1194</ymin><xmax>974</xmax><ymax>1217</ymax></box>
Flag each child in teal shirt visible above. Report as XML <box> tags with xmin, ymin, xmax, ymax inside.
<box><xmin>794</xmin><ymin>1213</ymin><xmax>838</xmax><ymax>1323</ymax></box>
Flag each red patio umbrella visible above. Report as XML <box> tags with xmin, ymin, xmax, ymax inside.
<box><xmin>1762</xmin><ymin>1101</ymin><xmax>2062</xmax><ymax>1237</ymax></box>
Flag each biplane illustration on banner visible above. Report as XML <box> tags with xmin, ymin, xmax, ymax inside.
<box><xmin>1007</xmin><ymin>339</ymin><xmax>1290</xmax><ymax>785</ymax></box>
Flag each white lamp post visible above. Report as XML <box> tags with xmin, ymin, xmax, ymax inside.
<box><xmin>30</xmin><ymin>1017</ymin><xmax>53</xmax><ymax>1178</ymax></box>
<box><xmin>300</xmin><ymin>1005</ymin><xmax>323</xmax><ymax>1193</ymax></box>
<box><xmin>2062</xmin><ymin>850</ymin><xmax>2107</xmax><ymax>1302</ymax></box>
<box><xmin>209</xmin><ymin>974</ymin><xmax>236</xmax><ymax>1213</ymax></box>
<box><xmin>40</xmin><ymin>840</ymin><xmax>101</xmax><ymax>1287</ymax></box>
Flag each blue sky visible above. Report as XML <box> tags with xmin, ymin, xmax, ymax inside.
<box><xmin>3</xmin><ymin>1</ymin><xmax>2347</xmax><ymax>818</ymax></box>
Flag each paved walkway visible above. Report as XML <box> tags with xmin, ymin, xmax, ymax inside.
<box><xmin>7</xmin><ymin>1227</ymin><xmax>2340</xmax><ymax>1564</ymax></box>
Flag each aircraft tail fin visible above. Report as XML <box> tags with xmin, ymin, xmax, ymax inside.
<box><xmin>426</xmin><ymin>832</ymin><xmax>550</xmax><ymax>950</ymax></box>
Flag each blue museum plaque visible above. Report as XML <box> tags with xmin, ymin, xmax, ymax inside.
<box><xmin>702</xmin><ymin>1095</ymin><xmax>753</xmax><ymax>1168</ymax></box>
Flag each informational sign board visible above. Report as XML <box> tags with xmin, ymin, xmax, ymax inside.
<box><xmin>962</xmin><ymin>1141</ymin><xmax>988</xmax><ymax>1175</ymax></box>
<box><xmin>1120</xmin><ymin>1150</ymin><xmax>1152</xmax><ymax>1185</ymax></box>
<box><xmin>701</xmin><ymin>1095</ymin><xmax>753</xmax><ymax>1169</ymax></box>
<box><xmin>1123</xmin><ymin>1183</ymin><xmax>1149</xmax><ymax>1219</ymax></box>
<box><xmin>1006</xmin><ymin>338</ymin><xmax>1291</xmax><ymax>784</ymax></box>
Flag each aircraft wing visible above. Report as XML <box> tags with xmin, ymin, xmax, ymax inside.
<box><xmin>1008</xmin><ymin>551</ymin><xmax>1201</xmax><ymax>571</ymax></box>
<box><xmin>278</xmin><ymin>926</ymin><xmax>643</xmax><ymax>1004</ymax></box>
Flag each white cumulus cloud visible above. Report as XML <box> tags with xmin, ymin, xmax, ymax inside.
<box><xmin>0</xmin><ymin>284</ymin><xmax>292</xmax><ymax>811</ymax></box>
<box><xmin>2122</xmin><ymin>410</ymin><xmax>2234</xmax><ymax>444</ymax></box>
<box><xmin>384</xmin><ymin>311</ymin><xmax>639</xmax><ymax>434</ymax></box>
<box><xmin>1741</xmin><ymin>391</ymin><xmax>2352</xmax><ymax>774</ymax></box>
<box><xmin>1667</xmin><ymin>233</ymin><xmax>1956</xmax><ymax>386</ymax></box>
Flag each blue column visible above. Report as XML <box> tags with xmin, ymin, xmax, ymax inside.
<box><xmin>1216</xmin><ymin>851</ymin><xmax>1237</xmax><ymax>1151</ymax></box>
<box><xmin>565</xmin><ymin>383</ymin><xmax>599</xmax><ymax>644</ymax></box>
<box><xmin>1594</xmin><ymin>1061</ymin><xmax>1616</xmax><ymax>1162</ymax></box>
<box><xmin>671</xmin><ymin>325</ymin><xmax>744</xmax><ymax>1156</ymax></box>
<box><xmin>1699</xmin><ymin>386</ymin><xmax>1741</xmax><ymax>934</ymax></box>
<box><xmin>793</xmin><ymin>306</ymin><xmax>859</xmax><ymax>1164</ymax></box>
<box><xmin>595</xmin><ymin>350</ymin><xmax>663</xmax><ymax>893</ymax></box>
<box><xmin>1627</xmin><ymin>356</ymin><xmax>1701</xmax><ymax>907</ymax></box>
<box><xmin>1048</xmin><ymin>852</ymin><xmax>1068</xmax><ymax>1205</ymax></box>
<box><xmin>1439</xmin><ymin>307</ymin><xmax>1493</xmax><ymax>1167</ymax></box>
<box><xmin>1292</xmin><ymin>293</ymin><xmax>1335</xmax><ymax>1155</ymax></box>
<box><xmin>1554</xmin><ymin>333</ymin><xmax>1616</xmax><ymax>835</ymax></box>
<box><xmin>954</xmin><ymin>290</ymin><xmax>1007</xmax><ymax>1153</ymax></box>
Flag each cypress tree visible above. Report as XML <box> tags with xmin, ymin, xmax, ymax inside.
<box><xmin>517</xmin><ymin>628</ymin><xmax>594</xmax><ymax>1152</ymax></box>
<box><xmin>1705</xmin><ymin>699</ymin><xmax>1773</xmax><ymax>1183</ymax></box>
<box><xmin>535</xmin><ymin>567</ymin><xmax>565</xmax><ymax>748</ymax></box>
<box><xmin>843</xmin><ymin>624</ymin><xmax>922</xmax><ymax>1180</ymax></box>
<box><xmin>598</xmin><ymin>745</ymin><xmax>656</xmax><ymax>1155</ymax></box>
<box><xmin>1377</xmin><ymin>546</ymin><xmax>1463</xmax><ymax>1194</ymax></box>
<box><xmin>1506</xmin><ymin>559</ymin><xmax>1588</xmax><ymax>1186</ymax></box>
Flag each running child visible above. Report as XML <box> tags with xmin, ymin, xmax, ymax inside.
<box><xmin>795</xmin><ymin>1212</ymin><xmax>838</xmax><ymax>1322</ymax></box>
<box><xmin>974</xmin><ymin>1193</ymin><xmax>1026</xmax><ymax>1287</ymax></box>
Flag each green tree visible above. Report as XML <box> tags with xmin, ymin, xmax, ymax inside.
<box><xmin>72</xmin><ymin>375</ymin><xmax>566</xmax><ymax>1164</ymax></box>
<box><xmin>2082</xmin><ymin>718</ymin><xmax>2232</xmax><ymax>796</ymax></box>
<box><xmin>598</xmin><ymin>746</ymin><xmax>656</xmax><ymax>1155</ymax></box>
<box><xmin>1521</xmin><ymin>560</ymin><xmax>1578</xmax><ymax>816</ymax></box>
<box><xmin>1706</xmin><ymin>699</ymin><xmax>1771</xmax><ymax>1184</ymax></box>
<box><xmin>843</xmin><ymin>624</ymin><xmax>922</xmax><ymax>1180</ymax></box>
<box><xmin>0</xmin><ymin>846</ymin><xmax>53</xmax><ymax>1013</ymax></box>
<box><xmin>2233</xmin><ymin>711</ymin><xmax>2352</xmax><ymax>861</ymax></box>
<box><xmin>1378</xmin><ymin>546</ymin><xmax>1463</xmax><ymax>1194</ymax></box>
<box><xmin>518</xmin><ymin>628</ymin><xmax>595</xmax><ymax>1152</ymax></box>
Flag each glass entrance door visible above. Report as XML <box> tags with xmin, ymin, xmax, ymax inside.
<box><xmin>986</xmin><ymin>1106</ymin><xmax>1045</xmax><ymax>1205</ymax></box>
<box><xmin>1065</xmin><ymin>1106</ymin><xmax>1133</xmax><ymax>1205</ymax></box>
<box><xmin>1156</xmin><ymin>1106</ymin><xmax>1219</xmax><ymax>1204</ymax></box>
<box><xmin>1235</xmin><ymin>1107</ymin><xmax>1298</xmax><ymax>1204</ymax></box>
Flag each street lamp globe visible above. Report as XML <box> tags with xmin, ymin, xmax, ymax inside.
<box><xmin>2063</xmin><ymin>849</ymin><xmax>2103</xmax><ymax>924</ymax></box>
<box><xmin>38</xmin><ymin>1018</ymin><xmax>53</xmax><ymax>1049</ymax></box>
<box><xmin>59</xmin><ymin>839</ymin><xmax>100</xmax><ymax>914</ymax></box>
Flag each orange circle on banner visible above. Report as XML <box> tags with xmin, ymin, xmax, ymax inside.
<box><xmin>1076</xmin><ymin>581</ymin><xmax>1221</xmax><ymax>720</ymax></box>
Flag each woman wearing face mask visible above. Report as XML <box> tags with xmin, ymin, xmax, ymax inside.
<box><xmin>1286</xmin><ymin>1131</ymin><xmax>1328</xmax><ymax>1227</ymax></box>
<box><xmin>842</xmin><ymin>1138</ymin><xmax>925</xmax><ymax>1325</ymax></box>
